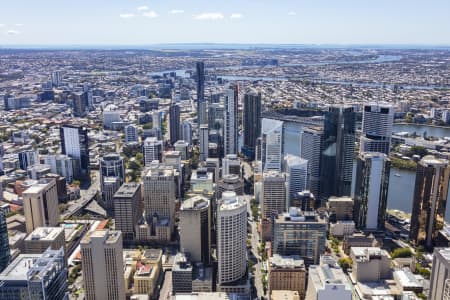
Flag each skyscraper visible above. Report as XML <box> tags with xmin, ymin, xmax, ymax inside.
<box><xmin>224</xmin><ymin>85</ymin><xmax>238</xmax><ymax>155</ymax></box>
<box><xmin>143</xmin><ymin>165</ymin><xmax>176</xmax><ymax>238</ymax></box>
<box><xmin>81</xmin><ymin>230</ymin><xmax>125</xmax><ymax>300</ymax></box>
<box><xmin>0</xmin><ymin>206</ymin><xmax>10</xmax><ymax>272</ymax></box>
<box><xmin>60</xmin><ymin>124</ymin><xmax>90</xmax><ymax>180</ymax></box>
<box><xmin>72</xmin><ymin>91</ymin><xmax>88</xmax><ymax>117</ymax></box>
<box><xmin>430</xmin><ymin>248</ymin><xmax>450</xmax><ymax>300</ymax></box>
<box><xmin>22</xmin><ymin>178</ymin><xmax>60</xmax><ymax>233</ymax></box>
<box><xmin>353</xmin><ymin>152</ymin><xmax>390</xmax><ymax>231</ymax></box>
<box><xmin>300</xmin><ymin>127</ymin><xmax>323</xmax><ymax>206</ymax></box>
<box><xmin>283</xmin><ymin>154</ymin><xmax>308</xmax><ymax>206</ymax></box>
<box><xmin>196</xmin><ymin>62</ymin><xmax>207</xmax><ymax>125</ymax></box>
<box><xmin>18</xmin><ymin>149</ymin><xmax>39</xmax><ymax>171</ymax></box>
<box><xmin>243</xmin><ymin>90</ymin><xmax>262</xmax><ymax>159</ymax></box>
<box><xmin>360</xmin><ymin>103</ymin><xmax>394</xmax><ymax>155</ymax></box>
<box><xmin>179</xmin><ymin>195</ymin><xmax>211</xmax><ymax>264</ymax></box>
<box><xmin>124</xmin><ymin>124</ymin><xmax>138</xmax><ymax>143</ymax></box>
<box><xmin>113</xmin><ymin>183</ymin><xmax>142</xmax><ymax>241</ymax></box>
<box><xmin>143</xmin><ymin>137</ymin><xmax>163</xmax><ymax>165</ymax></box>
<box><xmin>320</xmin><ymin>106</ymin><xmax>355</xmax><ymax>202</ymax></box>
<box><xmin>169</xmin><ymin>102</ymin><xmax>181</xmax><ymax>145</ymax></box>
<box><xmin>43</xmin><ymin>154</ymin><xmax>74</xmax><ymax>183</ymax></box>
<box><xmin>262</xmin><ymin>171</ymin><xmax>287</xmax><ymax>218</ymax></box>
<box><xmin>199</xmin><ymin>124</ymin><xmax>209</xmax><ymax>162</ymax></box>
<box><xmin>261</xmin><ymin>118</ymin><xmax>283</xmax><ymax>172</ymax></box>
<box><xmin>99</xmin><ymin>153</ymin><xmax>125</xmax><ymax>185</ymax></box>
<box><xmin>217</xmin><ymin>192</ymin><xmax>247</xmax><ymax>286</ymax></box>
<box><xmin>181</xmin><ymin>120</ymin><xmax>193</xmax><ymax>145</ymax></box>
<box><xmin>410</xmin><ymin>155</ymin><xmax>450</xmax><ymax>249</ymax></box>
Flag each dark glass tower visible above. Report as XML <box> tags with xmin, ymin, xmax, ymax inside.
<box><xmin>0</xmin><ymin>206</ymin><xmax>10</xmax><ymax>272</ymax></box>
<box><xmin>320</xmin><ymin>106</ymin><xmax>355</xmax><ymax>204</ymax></box>
<box><xmin>196</xmin><ymin>62</ymin><xmax>206</xmax><ymax>125</ymax></box>
<box><xmin>242</xmin><ymin>90</ymin><xmax>262</xmax><ymax>159</ymax></box>
<box><xmin>353</xmin><ymin>152</ymin><xmax>390</xmax><ymax>231</ymax></box>
<box><xmin>60</xmin><ymin>125</ymin><xmax>90</xmax><ymax>181</ymax></box>
<box><xmin>169</xmin><ymin>102</ymin><xmax>181</xmax><ymax>145</ymax></box>
<box><xmin>410</xmin><ymin>156</ymin><xmax>450</xmax><ymax>249</ymax></box>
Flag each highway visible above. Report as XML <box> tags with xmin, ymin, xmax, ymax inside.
<box><xmin>62</xmin><ymin>171</ymin><xmax>100</xmax><ymax>219</ymax></box>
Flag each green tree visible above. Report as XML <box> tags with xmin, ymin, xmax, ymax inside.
<box><xmin>338</xmin><ymin>257</ymin><xmax>353</xmax><ymax>272</ymax></box>
<box><xmin>391</xmin><ymin>247</ymin><xmax>412</xmax><ymax>259</ymax></box>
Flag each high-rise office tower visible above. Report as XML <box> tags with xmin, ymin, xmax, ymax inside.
<box><xmin>243</xmin><ymin>90</ymin><xmax>262</xmax><ymax>159</ymax></box>
<box><xmin>169</xmin><ymin>102</ymin><xmax>181</xmax><ymax>145</ymax></box>
<box><xmin>360</xmin><ymin>103</ymin><xmax>394</xmax><ymax>155</ymax></box>
<box><xmin>283</xmin><ymin>154</ymin><xmax>308</xmax><ymax>206</ymax></box>
<box><xmin>22</xmin><ymin>178</ymin><xmax>60</xmax><ymax>233</ymax></box>
<box><xmin>152</xmin><ymin>110</ymin><xmax>161</xmax><ymax>130</ymax></box>
<box><xmin>18</xmin><ymin>149</ymin><xmax>39</xmax><ymax>171</ymax></box>
<box><xmin>430</xmin><ymin>248</ymin><xmax>450</xmax><ymax>300</ymax></box>
<box><xmin>124</xmin><ymin>124</ymin><xmax>139</xmax><ymax>143</ymax></box>
<box><xmin>320</xmin><ymin>106</ymin><xmax>355</xmax><ymax>202</ymax></box>
<box><xmin>60</xmin><ymin>124</ymin><xmax>90</xmax><ymax>180</ymax></box>
<box><xmin>208</xmin><ymin>102</ymin><xmax>225</xmax><ymax>131</ymax></box>
<box><xmin>0</xmin><ymin>206</ymin><xmax>10</xmax><ymax>272</ymax></box>
<box><xmin>143</xmin><ymin>165</ymin><xmax>176</xmax><ymax>234</ymax></box>
<box><xmin>81</xmin><ymin>230</ymin><xmax>125</xmax><ymax>300</ymax></box>
<box><xmin>199</xmin><ymin>124</ymin><xmax>209</xmax><ymax>162</ymax></box>
<box><xmin>43</xmin><ymin>154</ymin><xmax>74</xmax><ymax>183</ymax></box>
<box><xmin>224</xmin><ymin>85</ymin><xmax>238</xmax><ymax>155</ymax></box>
<box><xmin>100</xmin><ymin>153</ymin><xmax>125</xmax><ymax>185</ymax></box>
<box><xmin>103</xmin><ymin>110</ymin><xmax>121</xmax><ymax>130</ymax></box>
<box><xmin>300</xmin><ymin>127</ymin><xmax>323</xmax><ymax>206</ymax></box>
<box><xmin>72</xmin><ymin>91</ymin><xmax>88</xmax><ymax>117</ymax></box>
<box><xmin>143</xmin><ymin>137</ymin><xmax>163</xmax><ymax>165</ymax></box>
<box><xmin>410</xmin><ymin>156</ymin><xmax>450</xmax><ymax>249</ymax></box>
<box><xmin>217</xmin><ymin>192</ymin><xmax>247</xmax><ymax>285</ymax></box>
<box><xmin>181</xmin><ymin>120</ymin><xmax>193</xmax><ymax>145</ymax></box>
<box><xmin>0</xmin><ymin>247</ymin><xmax>68</xmax><ymax>300</ymax></box>
<box><xmin>353</xmin><ymin>152</ymin><xmax>390</xmax><ymax>231</ymax></box>
<box><xmin>113</xmin><ymin>183</ymin><xmax>142</xmax><ymax>241</ymax></box>
<box><xmin>51</xmin><ymin>71</ymin><xmax>62</xmax><ymax>87</ymax></box>
<box><xmin>196</xmin><ymin>62</ymin><xmax>207</xmax><ymax>125</ymax></box>
<box><xmin>222</xmin><ymin>154</ymin><xmax>241</xmax><ymax>177</ymax></box>
<box><xmin>262</xmin><ymin>171</ymin><xmax>287</xmax><ymax>218</ymax></box>
<box><xmin>261</xmin><ymin>118</ymin><xmax>283</xmax><ymax>172</ymax></box>
<box><xmin>179</xmin><ymin>195</ymin><xmax>211</xmax><ymax>264</ymax></box>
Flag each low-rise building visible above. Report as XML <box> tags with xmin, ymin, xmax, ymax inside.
<box><xmin>350</xmin><ymin>247</ymin><xmax>391</xmax><ymax>282</ymax></box>
<box><xmin>24</xmin><ymin>227</ymin><xmax>65</xmax><ymax>255</ymax></box>
<box><xmin>268</xmin><ymin>254</ymin><xmax>306</xmax><ymax>299</ymax></box>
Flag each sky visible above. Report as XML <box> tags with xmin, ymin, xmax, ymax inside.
<box><xmin>1</xmin><ymin>0</ymin><xmax>450</xmax><ymax>46</ymax></box>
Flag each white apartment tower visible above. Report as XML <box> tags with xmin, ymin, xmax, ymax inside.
<box><xmin>217</xmin><ymin>192</ymin><xmax>247</xmax><ymax>285</ymax></box>
<box><xmin>224</xmin><ymin>86</ymin><xmax>238</xmax><ymax>155</ymax></box>
<box><xmin>360</xmin><ymin>103</ymin><xmax>394</xmax><ymax>155</ymax></box>
<box><xmin>143</xmin><ymin>137</ymin><xmax>163</xmax><ymax>165</ymax></box>
<box><xmin>261</xmin><ymin>118</ymin><xmax>283</xmax><ymax>172</ymax></box>
<box><xmin>283</xmin><ymin>154</ymin><xmax>308</xmax><ymax>206</ymax></box>
<box><xmin>124</xmin><ymin>124</ymin><xmax>139</xmax><ymax>143</ymax></box>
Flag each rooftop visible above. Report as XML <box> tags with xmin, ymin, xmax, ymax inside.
<box><xmin>81</xmin><ymin>229</ymin><xmax>121</xmax><ymax>245</ymax></box>
<box><xmin>269</xmin><ymin>254</ymin><xmax>305</xmax><ymax>269</ymax></box>
<box><xmin>25</xmin><ymin>227</ymin><xmax>64</xmax><ymax>242</ymax></box>
<box><xmin>181</xmin><ymin>196</ymin><xmax>209</xmax><ymax>211</ymax></box>
<box><xmin>114</xmin><ymin>183</ymin><xmax>141</xmax><ymax>198</ymax></box>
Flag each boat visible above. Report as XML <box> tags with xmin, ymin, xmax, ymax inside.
<box><xmin>394</xmin><ymin>173</ymin><xmax>401</xmax><ymax>177</ymax></box>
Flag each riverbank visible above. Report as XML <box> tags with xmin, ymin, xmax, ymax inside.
<box><xmin>394</xmin><ymin>122</ymin><xmax>450</xmax><ymax>130</ymax></box>
<box><xmin>390</xmin><ymin>156</ymin><xmax>417</xmax><ymax>171</ymax></box>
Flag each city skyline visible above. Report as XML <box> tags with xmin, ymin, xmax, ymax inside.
<box><xmin>1</xmin><ymin>0</ymin><xmax>450</xmax><ymax>46</ymax></box>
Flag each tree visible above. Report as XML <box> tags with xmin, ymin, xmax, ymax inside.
<box><xmin>391</xmin><ymin>247</ymin><xmax>412</xmax><ymax>259</ymax></box>
<box><xmin>407</xmin><ymin>146</ymin><xmax>428</xmax><ymax>158</ymax></box>
<box><xmin>338</xmin><ymin>257</ymin><xmax>353</xmax><ymax>272</ymax></box>
<box><xmin>142</xmin><ymin>122</ymin><xmax>153</xmax><ymax>130</ymax></box>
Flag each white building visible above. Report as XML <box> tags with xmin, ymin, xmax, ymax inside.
<box><xmin>283</xmin><ymin>154</ymin><xmax>308</xmax><ymax>206</ymax></box>
<box><xmin>143</xmin><ymin>137</ymin><xmax>163</xmax><ymax>166</ymax></box>
<box><xmin>305</xmin><ymin>256</ymin><xmax>352</xmax><ymax>300</ymax></box>
<box><xmin>44</xmin><ymin>154</ymin><xmax>74</xmax><ymax>182</ymax></box>
<box><xmin>103</xmin><ymin>110</ymin><xmax>121</xmax><ymax>129</ymax></box>
<box><xmin>199</xmin><ymin>125</ymin><xmax>209</xmax><ymax>162</ymax></box>
<box><xmin>224</xmin><ymin>87</ymin><xmax>238</xmax><ymax>155</ymax></box>
<box><xmin>217</xmin><ymin>192</ymin><xmax>247</xmax><ymax>285</ymax></box>
<box><xmin>261</xmin><ymin>118</ymin><xmax>283</xmax><ymax>172</ymax></box>
<box><xmin>181</xmin><ymin>120</ymin><xmax>193</xmax><ymax>145</ymax></box>
<box><xmin>222</xmin><ymin>154</ymin><xmax>240</xmax><ymax>177</ymax></box>
<box><xmin>360</xmin><ymin>103</ymin><xmax>394</xmax><ymax>155</ymax></box>
<box><xmin>430</xmin><ymin>248</ymin><xmax>450</xmax><ymax>300</ymax></box>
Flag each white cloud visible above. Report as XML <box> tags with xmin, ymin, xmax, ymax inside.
<box><xmin>230</xmin><ymin>13</ymin><xmax>243</xmax><ymax>19</ymax></box>
<box><xmin>169</xmin><ymin>9</ymin><xmax>184</xmax><ymax>14</ymax></box>
<box><xmin>193</xmin><ymin>13</ymin><xmax>224</xmax><ymax>21</ymax></box>
<box><xmin>7</xmin><ymin>30</ymin><xmax>20</xmax><ymax>35</ymax></box>
<box><xmin>15</xmin><ymin>23</ymin><xmax>24</xmax><ymax>27</ymax></box>
<box><xmin>287</xmin><ymin>11</ymin><xmax>297</xmax><ymax>16</ymax></box>
<box><xmin>142</xmin><ymin>11</ymin><xmax>158</xmax><ymax>18</ymax></box>
<box><xmin>137</xmin><ymin>6</ymin><xmax>149</xmax><ymax>11</ymax></box>
<box><xmin>119</xmin><ymin>13</ymin><xmax>135</xmax><ymax>19</ymax></box>
<box><xmin>0</xmin><ymin>24</ymin><xmax>5</xmax><ymax>27</ymax></box>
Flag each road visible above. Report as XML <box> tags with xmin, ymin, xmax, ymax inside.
<box><xmin>62</xmin><ymin>171</ymin><xmax>100</xmax><ymax>218</ymax></box>
<box><xmin>246</xmin><ymin>195</ymin><xmax>265</xmax><ymax>299</ymax></box>
<box><xmin>159</xmin><ymin>271</ymin><xmax>172</xmax><ymax>300</ymax></box>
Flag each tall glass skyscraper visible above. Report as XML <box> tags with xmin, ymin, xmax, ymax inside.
<box><xmin>0</xmin><ymin>206</ymin><xmax>10</xmax><ymax>272</ymax></box>
<box><xmin>320</xmin><ymin>106</ymin><xmax>355</xmax><ymax>203</ymax></box>
<box><xmin>196</xmin><ymin>61</ymin><xmax>206</xmax><ymax>125</ymax></box>
<box><xmin>242</xmin><ymin>90</ymin><xmax>262</xmax><ymax>159</ymax></box>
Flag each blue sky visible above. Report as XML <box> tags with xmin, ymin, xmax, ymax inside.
<box><xmin>1</xmin><ymin>0</ymin><xmax>450</xmax><ymax>46</ymax></box>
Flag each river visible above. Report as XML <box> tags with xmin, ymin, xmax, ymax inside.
<box><xmin>393</xmin><ymin>124</ymin><xmax>450</xmax><ymax>138</ymax></box>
